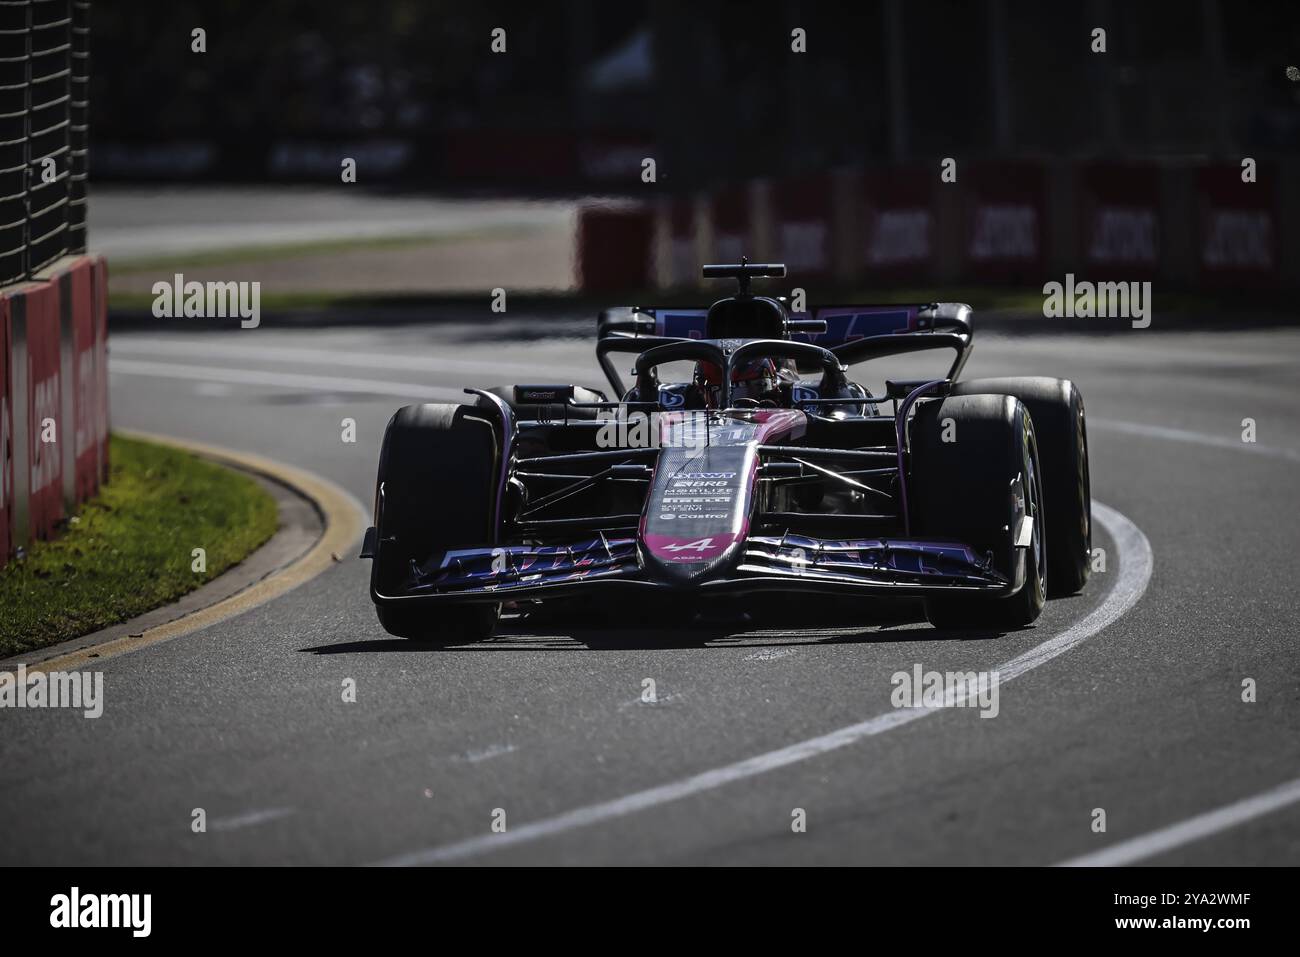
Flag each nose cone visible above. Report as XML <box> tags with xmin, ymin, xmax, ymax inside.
<box><xmin>640</xmin><ymin>443</ymin><xmax>754</xmax><ymax>584</ymax></box>
<box><xmin>641</xmin><ymin>531</ymin><xmax>742</xmax><ymax>583</ymax></box>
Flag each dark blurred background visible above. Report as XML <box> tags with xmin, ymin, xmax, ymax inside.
<box><xmin>65</xmin><ymin>0</ymin><xmax>1300</xmax><ymax>305</ymax></box>
<box><xmin>92</xmin><ymin>0</ymin><xmax>1300</xmax><ymax>189</ymax></box>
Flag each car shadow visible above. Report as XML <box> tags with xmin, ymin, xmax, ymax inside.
<box><xmin>299</xmin><ymin>600</ymin><xmax>1014</xmax><ymax>654</ymax></box>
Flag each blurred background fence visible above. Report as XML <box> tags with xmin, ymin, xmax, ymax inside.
<box><xmin>0</xmin><ymin>0</ymin><xmax>89</xmax><ymax>287</ymax></box>
<box><xmin>88</xmin><ymin>1</ymin><xmax>1300</xmax><ymax>190</ymax></box>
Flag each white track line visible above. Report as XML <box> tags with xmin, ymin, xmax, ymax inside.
<box><xmin>1054</xmin><ymin>417</ymin><xmax>1300</xmax><ymax>866</ymax></box>
<box><xmin>373</xmin><ymin>501</ymin><xmax>1152</xmax><ymax>866</ymax></box>
<box><xmin>208</xmin><ymin>807</ymin><xmax>296</xmax><ymax>832</ymax></box>
<box><xmin>1092</xmin><ymin>418</ymin><xmax>1300</xmax><ymax>464</ymax></box>
<box><xmin>1057</xmin><ymin>776</ymin><xmax>1300</xmax><ymax>867</ymax></box>
<box><xmin>110</xmin><ymin>358</ymin><xmax>467</xmax><ymax>402</ymax></box>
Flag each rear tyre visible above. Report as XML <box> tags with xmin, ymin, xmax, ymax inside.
<box><xmin>910</xmin><ymin>394</ymin><xmax>1047</xmax><ymax>631</ymax></box>
<box><xmin>952</xmin><ymin>377</ymin><xmax>1090</xmax><ymax>595</ymax></box>
<box><xmin>371</xmin><ymin>403</ymin><xmax>501</xmax><ymax>643</ymax></box>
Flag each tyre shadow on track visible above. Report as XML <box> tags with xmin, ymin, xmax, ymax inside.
<box><xmin>298</xmin><ymin>600</ymin><xmax>1013</xmax><ymax>654</ymax></box>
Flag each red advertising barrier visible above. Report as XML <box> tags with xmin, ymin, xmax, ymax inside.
<box><xmin>666</xmin><ymin>196</ymin><xmax>695</xmax><ymax>287</ymax></box>
<box><xmin>1197</xmin><ymin>163</ymin><xmax>1278</xmax><ymax>283</ymax></box>
<box><xmin>0</xmin><ymin>254</ymin><xmax>106</xmax><ymax>566</ymax></box>
<box><xmin>0</xmin><ymin>297</ymin><xmax>10</xmax><ymax>563</ymax></box>
<box><xmin>963</xmin><ymin>163</ymin><xmax>1046</xmax><ymax>281</ymax></box>
<box><xmin>773</xmin><ymin>175</ymin><xmax>833</xmax><ymax>280</ymax></box>
<box><xmin>62</xmin><ymin>259</ymin><xmax>98</xmax><ymax>503</ymax></box>
<box><xmin>711</xmin><ymin>186</ymin><xmax>749</xmax><ymax>264</ymax></box>
<box><xmin>1080</xmin><ymin>163</ymin><xmax>1160</xmax><ymax>278</ymax></box>
<box><xmin>612</xmin><ymin>160</ymin><xmax>1298</xmax><ymax>296</ymax></box>
<box><xmin>576</xmin><ymin>204</ymin><xmax>653</xmax><ymax>293</ymax></box>
<box><xmin>93</xmin><ymin>257</ymin><xmax>110</xmax><ymax>483</ymax></box>
<box><xmin>23</xmin><ymin>281</ymin><xmax>63</xmax><ymax>541</ymax></box>
<box><xmin>863</xmin><ymin>166</ymin><xmax>934</xmax><ymax>278</ymax></box>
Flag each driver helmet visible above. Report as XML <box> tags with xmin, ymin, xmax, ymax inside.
<box><xmin>694</xmin><ymin>357</ymin><xmax>781</xmax><ymax>407</ymax></box>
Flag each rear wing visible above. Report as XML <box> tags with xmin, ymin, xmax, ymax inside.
<box><xmin>796</xmin><ymin>302</ymin><xmax>971</xmax><ymax>344</ymax></box>
<box><xmin>596</xmin><ymin>302</ymin><xmax>973</xmax><ymax>394</ymax></box>
<box><xmin>598</xmin><ymin>302</ymin><xmax>970</xmax><ymax>343</ymax></box>
<box><xmin>818</xmin><ymin>303</ymin><xmax>972</xmax><ymax>383</ymax></box>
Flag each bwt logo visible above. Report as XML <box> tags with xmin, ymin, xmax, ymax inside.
<box><xmin>1088</xmin><ymin>207</ymin><xmax>1158</xmax><ymax>264</ymax></box>
<box><xmin>1203</xmin><ymin>209</ymin><xmax>1274</xmax><ymax>270</ymax></box>
<box><xmin>867</xmin><ymin>208</ymin><xmax>932</xmax><ymax>265</ymax></box>
<box><xmin>969</xmin><ymin>204</ymin><xmax>1037</xmax><ymax>261</ymax></box>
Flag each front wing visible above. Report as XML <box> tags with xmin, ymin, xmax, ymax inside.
<box><xmin>372</xmin><ymin>534</ymin><xmax>1010</xmax><ymax>605</ymax></box>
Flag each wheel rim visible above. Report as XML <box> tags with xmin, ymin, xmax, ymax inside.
<box><xmin>1025</xmin><ymin>440</ymin><xmax>1046</xmax><ymax>596</ymax></box>
<box><xmin>1079</xmin><ymin>412</ymin><xmax>1091</xmax><ymax>547</ymax></box>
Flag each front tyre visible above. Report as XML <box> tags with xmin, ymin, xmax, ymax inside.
<box><xmin>953</xmin><ymin>377</ymin><xmax>1091</xmax><ymax>596</ymax></box>
<box><xmin>371</xmin><ymin>403</ymin><xmax>502</xmax><ymax>643</ymax></box>
<box><xmin>910</xmin><ymin>394</ymin><xmax>1047</xmax><ymax>631</ymax></box>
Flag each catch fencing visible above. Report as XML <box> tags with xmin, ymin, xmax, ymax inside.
<box><xmin>0</xmin><ymin>0</ymin><xmax>88</xmax><ymax>285</ymax></box>
<box><xmin>0</xmin><ymin>0</ymin><xmax>103</xmax><ymax>569</ymax></box>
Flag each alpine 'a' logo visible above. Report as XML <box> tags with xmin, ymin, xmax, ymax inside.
<box><xmin>662</xmin><ymin>537</ymin><xmax>717</xmax><ymax>553</ymax></box>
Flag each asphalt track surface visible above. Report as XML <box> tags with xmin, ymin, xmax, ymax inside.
<box><xmin>89</xmin><ymin>188</ymin><xmax>576</xmax><ymax>262</ymax></box>
<box><xmin>3</xmin><ymin>316</ymin><xmax>1299</xmax><ymax>865</ymax></box>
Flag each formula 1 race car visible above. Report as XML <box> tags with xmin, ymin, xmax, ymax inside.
<box><xmin>362</xmin><ymin>262</ymin><xmax>1091</xmax><ymax>642</ymax></box>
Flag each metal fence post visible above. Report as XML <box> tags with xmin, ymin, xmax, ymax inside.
<box><xmin>25</xmin><ymin>0</ymin><xmax>73</xmax><ymax>277</ymax></box>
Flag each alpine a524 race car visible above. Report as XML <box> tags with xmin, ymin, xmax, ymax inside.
<box><xmin>362</xmin><ymin>262</ymin><xmax>1091</xmax><ymax>642</ymax></box>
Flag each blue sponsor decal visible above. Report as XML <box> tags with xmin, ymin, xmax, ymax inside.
<box><xmin>649</xmin><ymin>306</ymin><xmax>921</xmax><ymax>346</ymax></box>
<box><xmin>653</xmin><ymin>310</ymin><xmax>708</xmax><ymax>339</ymax></box>
<box><xmin>791</xmin><ymin>307</ymin><xmax>921</xmax><ymax>345</ymax></box>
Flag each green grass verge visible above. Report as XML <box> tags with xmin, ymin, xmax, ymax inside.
<box><xmin>0</xmin><ymin>434</ymin><xmax>279</xmax><ymax>657</ymax></box>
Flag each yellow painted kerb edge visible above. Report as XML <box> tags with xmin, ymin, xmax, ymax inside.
<box><xmin>27</xmin><ymin>429</ymin><xmax>368</xmax><ymax>674</ymax></box>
